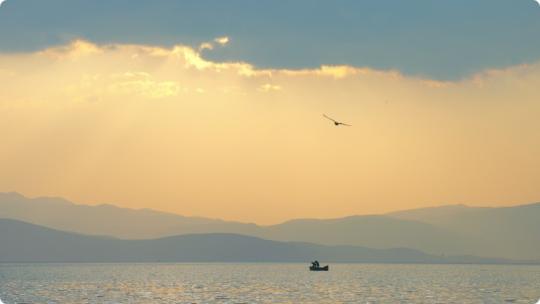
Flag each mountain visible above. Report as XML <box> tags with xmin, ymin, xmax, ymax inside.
<box><xmin>0</xmin><ymin>192</ymin><xmax>474</xmax><ymax>256</ymax></box>
<box><xmin>387</xmin><ymin>203</ymin><xmax>540</xmax><ymax>260</ymax></box>
<box><xmin>258</xmin><ymin>204</ymin><xmax>540</xmax><ymax>260</ymax></box>
<box><xmin>1</xmin><ymin>192</ymin><xmax>539</xmax><ymax>260</ymax></box>
<box><xmin>0</xmin><ymin>192</ymin><xmax>257</xmax><ymax>239</ymax></box>
<box><xmin>0</xmin><ymin>218</ymin><xmax>525</xmax><ymax>264</ymax></box>
<box><xmin>256</xmin><ymin>216</ymin><xmax>477</xmax><ymax>257</ymax></box>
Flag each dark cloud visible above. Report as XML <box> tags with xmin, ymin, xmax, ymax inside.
<box><xmin>1</xmin><ymin>0</ymin><xmax>540</xmax><ymax>80</ymax></box>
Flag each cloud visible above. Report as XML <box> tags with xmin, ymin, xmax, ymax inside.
<box><xmin>107</xmin><ymin>72</ymin><xmax>181</xmax><ymax>98</ymax></box>
<box><xmin>1</xmin><ymin>40</ymin><xmax>540</xmax><ymax>223</ymax></box>
<box><xmin>198</xmin><ymin>36</ymin><xmax>230</xmax><ymax>52</ymax></box>
<box><xmin>214</xmin><ymin>36</ymin><xmax>229</xmax><ymax>46</ymax></box>
<box><xmin>2</xmin><ymin>0</ymin><xmax>540</xmax><ymax>80</ymax></box>
<box><xmin>258</xmin><ymin>83</ymin><xmax>282</xmax><ymax>92</ymax></box>
<box><xmin>198</xmin><ymin>42</ymin><xmax>214</xmax><ymax>51</ymax></box>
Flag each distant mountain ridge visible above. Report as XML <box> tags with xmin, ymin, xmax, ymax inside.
<box><xmin>387</xmin><ymin>202</ymin><xmax>540</xmax><ymax>260</ymax></box>
<box><xmin>0</xmin><ymin>192</ymin><xmax>257</xmax><ymax>239</ymax></box>
<box><xmin>1</xmin><ymin>192</ymin><xmax>539</xmax><ymax>260</ymax></box>
<box><xmin>0</xmin><ymin>218</ymin><xmax>530</xmax><ymax>264</ymax></box>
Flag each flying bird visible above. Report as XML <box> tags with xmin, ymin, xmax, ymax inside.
<box><xmin>323</xmin><ymin>114</ymin><xmax>351</xmax><ymax>126</ymax></box>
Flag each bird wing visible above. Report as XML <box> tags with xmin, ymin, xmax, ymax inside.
<box><xmin>323</xmin><ymin>114</ymin><xmax>338</xmax><ymax>123</ymax></box>
<box><xmin>339</xmin><ymin>122</ymin><xmax>352</xmax><ymax>126</ymax></box>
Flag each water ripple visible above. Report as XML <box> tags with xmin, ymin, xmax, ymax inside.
<box><xmin>0</xmin><ymin>263</ymin><xmax>539</xmax><ymax>303</ymax></box>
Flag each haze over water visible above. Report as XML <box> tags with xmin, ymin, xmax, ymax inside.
<box><xmin>1</xmin><ymin>263</ymin><xmax>539</xmax><ymax>304</ymax></box>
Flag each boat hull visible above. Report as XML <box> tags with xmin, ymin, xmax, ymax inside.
<box><xmin>309</xmin><ymin>265</ymin><xmax>329</xmax><ymax>271</ymax></box>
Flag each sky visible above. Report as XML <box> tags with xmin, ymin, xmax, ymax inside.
<box><xmin>1</xmin><ymin>0</ymin><xmax>540</xmax><ymax>224</ymax></box>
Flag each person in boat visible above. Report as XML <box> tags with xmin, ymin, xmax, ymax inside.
<box><xmin>311</xmin><ymin>260</ymin><xmax>320</xmax><ymax>268</ymax></box>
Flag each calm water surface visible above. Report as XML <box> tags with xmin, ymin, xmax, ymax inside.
<box><xmin>0</xmin><ymin>263</ymin><xmax>539</xmax><ymax>303</ymax></box>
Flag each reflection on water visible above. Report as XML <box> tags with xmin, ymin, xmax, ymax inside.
<box><xmin>0</xmin><ymin>263</ymin><xmax>539</xmax><ymax>303</ymax></box>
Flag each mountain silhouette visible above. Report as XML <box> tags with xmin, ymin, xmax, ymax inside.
<box><xmin>1</xmin><ymin>192</ymin><xmax>539</xmax><ymax>260</ymax></box>
<box><xmin>0</xmin><ymin>218</ymin><xmax>530</xmax><ymax>264</ymax></box>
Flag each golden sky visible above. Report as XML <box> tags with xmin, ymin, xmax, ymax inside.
<box><xmin>1</xmin><ymin>40</ymin><xmax>539</xmax><ymax>224</ymax></box>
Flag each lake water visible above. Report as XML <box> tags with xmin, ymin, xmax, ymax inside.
<box><xmin>0</xmin><ymin>263</ymin><xmax>539</xmax><ymax>303</ymax></box>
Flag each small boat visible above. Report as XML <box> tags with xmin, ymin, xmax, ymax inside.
<box><xmin>309</xmin><ymin>265</ymin><xmax>329</xmax><ymax>271</ymax></box>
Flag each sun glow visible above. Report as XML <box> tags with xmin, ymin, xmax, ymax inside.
<box><xmin>1</xmin><ymin>40</ymin><xmax>540</xmax><ymax>223</ymax></box>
